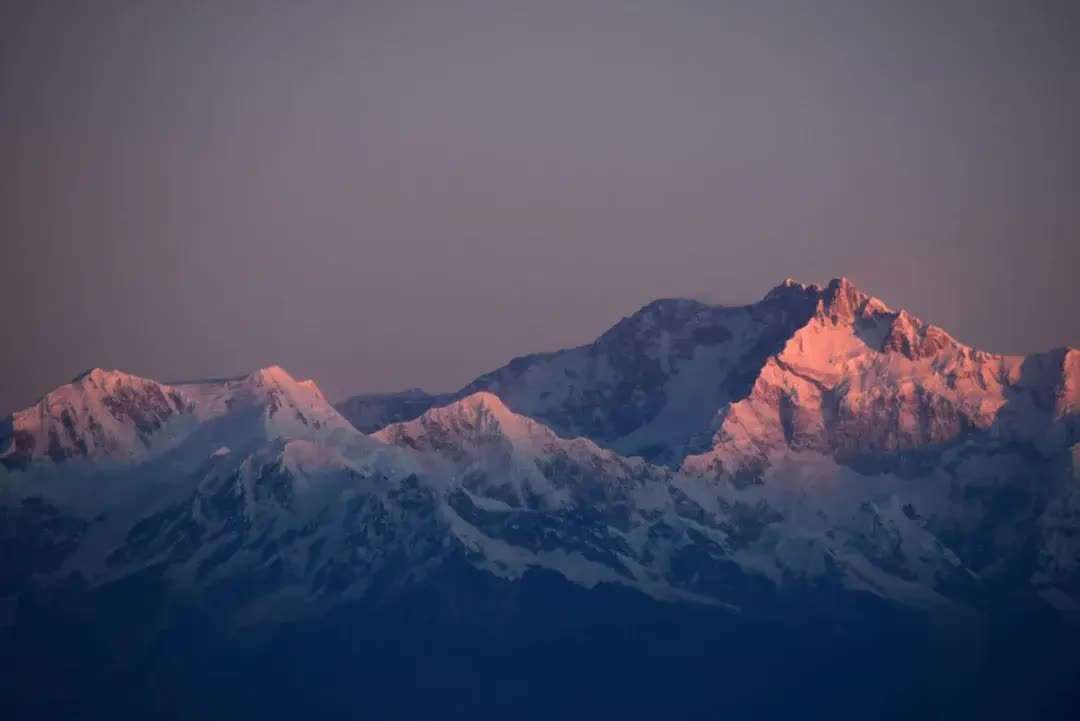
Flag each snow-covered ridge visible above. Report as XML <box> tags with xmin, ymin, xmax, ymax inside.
<box><xmin>682</xmin><ymin>279</ymin><xmax>1078</xmax><ymax>478</ymax></box>
<box><xmin>0</xmin><ymin>368</ymin><xmax>191</xmax><ymax>466</ymax></box>
<box><xmin>339</xmin><ymin>276</ymin><xmax>1076</xmax><ymax>471</ymax></box>
<box><xmin>0</xmin><ymin>365</ymin><xmax>353</xmax><ymax>468</ymax></box>
<box><xmin>3</xmin><ymin>277</ymin><xmax>1078</xmax><ymax>615</ymax></box>
<box><xmin>376</xmin><ymin>392</ymin><xmax>561</xmax><ymax>449</ymax></box>
<box><xmin>6</xmin><ymin>278</ymin><xmax>1075</xmax><ymax>476</ymax></box>
<box><xmin>374</xmin><ymin>392</ymin><xmax>661</xmax><ymax>510</ymax></box>
<box><xmin>361</xmin><ymin>277</ymin><xmax>828</xmax><ymax>465</ymax></box>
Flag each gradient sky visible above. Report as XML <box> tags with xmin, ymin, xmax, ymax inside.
<box><xmin>2</xmin><ymin>0</ymin><xmax>1078</xmax><ymax>414</ymax></box>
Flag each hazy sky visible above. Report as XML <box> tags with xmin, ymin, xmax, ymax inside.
<box><xmin>2</xmin><ymin>0</ymin><xmax>1078</xmax><ymax>414</ymax></box>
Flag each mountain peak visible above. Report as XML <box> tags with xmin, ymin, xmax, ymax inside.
<box><xmin>417</xmin><ymin>391</ymin><xmax>520</xmax><ymax>431</ymax></box>
<box><xmin>2</xmin><ymin>368</ymin><xmax>189</xmax><ymax>466</ymax></box>
<box><xmin>761</xmin><ymin>277</ymin><xmax>822</xmax><ymax>303</ymax></box>
<box><xmin>817</xmin><ymin>276</ymin><xmax>891</xmax><ymax>322</ymax></box>
<box><xmin>247</xmin><ymin>365</ymin><xmax>297</xmax><ymax>385</ymax></box>
<box><xmin>775</xmin><ymin>276</ymin><xmax>815</xmax><ymax>292</ymax></box>
<box><xmin>879</xmin><ymin>309</ymin><xmax>957</xmax><ymax>359</ymax></box>
<box><xmin>240</xmin><ymin>365</ymin><xmax>330</xmax><ymax>400</ymax></box>
<box><xmin>454</xmin><ymin>391</ymin><xmax>512</xmax><ymax>416</ymax></box>
<box><xmin>69</xmin><ymin>367</ymin><xmax>147</xmax><ymax>387</ymax></box>
<box><xmin>602</xmin><ymin>298</ymin><xmax>714</xmax><ymax>337</ymax></box>
<box><xmin>638</xmin><ymin>297</ymin><xmax>711</xmax><ymax>313</ymax></box>
<box><xmin>2</xmin><ymin>363</ymin><xmax>355</xmax><ymax>468</ymax></box>
<box><xmin>71</xmin><ymin>366</ymin><xmax>110</xmax><ymax>383</ymax></box>
<box><xmin>374</xmin><ymin>391</ymin><xmax>544</xmax><ymax>450</ymax></box>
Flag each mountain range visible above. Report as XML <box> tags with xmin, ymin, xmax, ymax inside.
<box><xmin>2</xmin><ymin>277</ymin><xmax>1078</xmax><ymax>720</ymax></box>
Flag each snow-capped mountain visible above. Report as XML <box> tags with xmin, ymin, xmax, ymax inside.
<box><xmin>4</xmin><ymin>278</ymin><xmax>1078</xmax><ymax>613</ymax></box>
<box><xmin>340</xmin><ymin>277</ymin><xmax>1078</xmax><ymax>471</ymax></box>
<box><xmin>682</xmin><ymin>277</ymin><xmax>1079</xmax><ymax>477</ymax></box>
<box><xmin>0</xmin><ymin>368</ymin><xmax>192</xmax><ymax>466</ymax></box>
<box><xmin>0</xmin><ymin>365</ymin><xmax>353</xmax><ymax>469</ymax></box>
<box><xmin>2</xmin><ymin>277</ymin><xmax>1079</xmax><ymax>718</ymax></box>
<box><xmin>371</xmin><ymin>392</ymin><xmax>976</xmax><ymax>609</ymax></box>
<box><xmin>373</xmin><ymin>391</ymin><xmax>662</xmax><ymax>512</ymax></box>
<box><xmin>339</xmin><ymin>280</ymin><xmax>823</xmax><ymax>465</ymax></box>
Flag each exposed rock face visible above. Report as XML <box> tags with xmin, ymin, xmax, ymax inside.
<box><xmin>683</xmin><ymin>279</ymin><xmax>1078</xmax><ymax>478</ymax></box>
<box><xmin>0</xmin><ymin>369</ymin><xmax>191</xmax><ymax>467</ymax></box>
<box><xmin>882</xmin><ymin>309</ymin><xmax>954</xmax><ymax>360</ymax></box>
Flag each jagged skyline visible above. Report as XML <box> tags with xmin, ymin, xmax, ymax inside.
<box><xmin>4</xmin><ymin>279</ymin><xmax>1078</xmax><ymax>718</ymax></box>
<box><xmin>4</xmin><ymin>1</ymin><xmax>1079</xmax><ymax>416</ymax></box>
<box><xmin>9</xmin><ymin>275</ymin><xmax>1076</xmax><ymax>468</ymax></box>
<box><xmin>4</xmin><ymin>272</ymin><xmax>1076</xmax><ymax>613</ymax></box>
<box><xmin>5</xmin><ymin>275</ymin><xmax>1078</xmax><ymax>420</ymax></box>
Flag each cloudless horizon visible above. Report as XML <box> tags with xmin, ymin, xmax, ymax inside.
<box><xmin>4</xmin><ymin>0</ymin><xmax>1079</xmax><ymax>415</ymax></box>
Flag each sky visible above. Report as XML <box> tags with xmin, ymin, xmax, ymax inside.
<box><xmin>2</xmin><ymin>0</ymin><xmax>1078</xmax><ymax>414</ymax></box>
